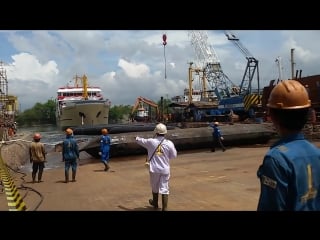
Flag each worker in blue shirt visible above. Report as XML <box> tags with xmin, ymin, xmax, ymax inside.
<box><xmin>100</xmin><ymin>128</ymin><xmax>111</xmax><ymax>171</ymax></box>
<box><xmin>209</xmin><ymin>121</ymin><xmax>226</xmax><ymax>152</ymax></box>
<box><xmin>257</xmin><ymin>79</ymin><xmax>320</xmax><ymax>211</ymax></box>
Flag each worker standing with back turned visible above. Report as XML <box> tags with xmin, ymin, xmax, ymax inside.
<box><xmin>135</xmin><ymin>123</ymin><xmax>177</xmax><ymax>211</ymax></box>
<box><xmin>29</xmin><ymin>133</ymin><xmax>46</xmax><ymax>183</ymax></box>
<box><xmin>257</xmin><ymin>79</ymin><xmax>320</xmax><ymax>211</ymax></box>
<box><xmin>62</xmin><ymin>128</ymin><xmax>80</xmax><ymax>183</ymax></box>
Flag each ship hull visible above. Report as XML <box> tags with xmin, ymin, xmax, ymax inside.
<box><xmin>56</xmin><ymin>100</ymin><xmax>110</xmax><ymax>131</ymax></box>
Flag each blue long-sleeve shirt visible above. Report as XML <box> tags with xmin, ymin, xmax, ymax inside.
<box><xmin>209</xmin><ymin>123</ymin><xmax>222</xmax><ymax>138</ymax></box>
<box><xmin>62</xmin><ymin>135</ymin><xmax>79</xmax><ymax>161</ymax></box>
<box><xmin>257</xmin><ymin>133</ymin><xmax>320</xmax><ymax>211</ymax></box>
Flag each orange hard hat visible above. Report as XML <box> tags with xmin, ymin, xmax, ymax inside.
<box><xmin>101</xmin><ymin>128</ymin><xmax>108</xmax><ymax>134</ymax></box>
<box><xmin>33</xmin><ymin>133</ymin><xmax>41</xmax><ymax>140</ymax></box>
<box><xmin>65</xmin><ymin>128</ymin><xmax>73</xmax><ymax>135</ymax></box>
<box><xmin>267</xmin><ymin>80</ymin><xmax>311</xmax><ymax>109</ymax></box>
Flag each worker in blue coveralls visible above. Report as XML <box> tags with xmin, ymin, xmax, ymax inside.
<box><xmin>209</xmin><ymin>121</ymin><xmax>226</xmax><ymax>152</ymax></box>
<box><xmin>62</xmin><ymin>128</ymin><xmax>79</xmax><ymax>183</ymax></box>
<box><xmin>100</xmin><ymin>128</ymin><xmax>111</xmax><ymax>171</ymax></box>
<box><xmin>257</xmin><ymin>79</ymin><xmax>320</xmax><ymax>211</ymax></box>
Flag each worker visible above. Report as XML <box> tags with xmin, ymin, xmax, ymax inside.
<box><xmin>29</xmin><ymin>133</ymin><xmax>46</xmax><ymax>183</ymax></box>
<box><xmin>257</xmin><ymin>79</ymin><xmax>320</xmax><ymax>211</ymax></box>
<box><xmin>100</xmin><ymin>128</ymin><xmax>111</xmax><ymax>171</ymax></box>
<box><xmin>62</xmin><ymin>128</ymin><xmax>80</xmax><ymax>183</ymax></box>
<box><xmin>209</xmin><ymin>121</ymin><xmax>226</xmax><ymax>152</ymax></box>
<box><xmin>135</xmin><ymin>123</ymin><xmax>177</xmax><ymax>211</ymax></box>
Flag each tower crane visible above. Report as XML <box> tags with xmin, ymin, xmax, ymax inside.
<box><xmin>188</xmin><ymin>31</ymin><xmax>239</xmax><ymax>101</ymax></box>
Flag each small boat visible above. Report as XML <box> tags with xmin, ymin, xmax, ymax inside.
<box><xmin>79</xmin><ymin>122</ymin><xmax>276</xmax><ymax>158</ymax></box>
<box><xmin>56</xmin><ymin>74</ymin><xmax>111</xmax><ymax>131</ymax></box>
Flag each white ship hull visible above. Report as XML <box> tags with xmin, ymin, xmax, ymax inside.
<box><xmin>56</xmin><ymin>100</ymin><xmax>110</xmax><ymax>130</ymax></box>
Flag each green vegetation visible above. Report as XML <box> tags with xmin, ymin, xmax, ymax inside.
<box><xmin>109</xmin><ymin>104</ymin><xmax>132</xmax><ymax>124</ymax></box>
<box><xmin>16</xmin><ymin>99</ymin><xmax>56</xmax><ymax>126</ymax></box>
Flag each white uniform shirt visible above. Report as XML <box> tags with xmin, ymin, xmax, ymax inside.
<box><xmin>135</xmin><ymin>136</ymin><xmax>177</xmax><ymax>174</ymax></box>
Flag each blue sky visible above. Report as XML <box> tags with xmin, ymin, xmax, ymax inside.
<box><xmin>0</xmin><ymin>30</ymin><xmax>319</xmax><ymax>111</ymax></box>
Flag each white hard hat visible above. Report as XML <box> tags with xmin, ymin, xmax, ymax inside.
<box><xmin>214</xmin><ymin>122</ymin><xmax>219</xmax><ymax>126</ymax></box>
<box><xmin>154</xmin><ymin>123</ymin><xmax>167</xmax><ymax>134</ymax></box>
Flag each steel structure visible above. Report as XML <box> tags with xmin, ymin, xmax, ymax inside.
<box><xmin>0</xmin><ymin>61</ymin><xmax>11</xmax><ymax>141</ymax></box>
<box><xmin>188</xmin><ymin>30</ymin><xmax>262</xmax><ymax>120</ymax></box>
<box><xmin>188</xmin><ymin>30</ymin><xmax>239</xmax><ymax>101</ymax></box>
<box><xmin>225</xmin><ymin>31</ymin><xmax>260</xmax><ymax>96</ymax></box>
<box><xmin>131</xmin><ymin>96</ymin><xmax>160</xmax><ymax>122</ymax></box>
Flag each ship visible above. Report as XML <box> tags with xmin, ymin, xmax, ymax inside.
<box><xmin>55</xmin><ymin>74</ymin><xmax>111</xmax><ymax>131</ymax></box>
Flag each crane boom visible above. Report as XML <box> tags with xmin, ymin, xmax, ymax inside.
<box><xmin>131</xmin><ymin>96</ymin><xmax>160</xmax><ymax>122</ymax></box>
<box><xmin>188</xmin><ymin>30</ymin><xmax>239</xmax><ymax>101</ymax></box>
<box><xmin>225</xmin><ymin>31</ymin><xmax>260</xmax><ymax>96</ymax></box>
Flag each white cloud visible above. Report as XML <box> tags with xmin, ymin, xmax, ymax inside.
<box><xmin>6</xmin><ymin>52</ymin><xmax>59</xmax><ymax>84</ymax></box>
<box><xmin>118</xmin><ymin>58</ymin><xmax>150</xmax><ymax>78</ymax></box>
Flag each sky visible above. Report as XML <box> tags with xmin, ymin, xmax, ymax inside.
<box><xmin>0</xmin><ymin>30</ymin><xmax>319</xmax><ymax>111</ymax></box>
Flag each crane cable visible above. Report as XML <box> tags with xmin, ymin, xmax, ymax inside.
<box><xmin>162</xmin><ymin>33</ymin><xmax>167</xmax><ymax>80</ymax></box>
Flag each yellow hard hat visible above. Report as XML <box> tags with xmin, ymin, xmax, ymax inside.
<box><xmin>65</xmin><ymin>128</ymin><xmax>73</xmax><ymax>135</ymax></box>
<box><xmin>267</xmin><ymin>80</ymin><xmax>311</xmax><ymax>109</ymax></box>
<box><xmin>101</xmin><ymin>128</ymin><xmax>108</xmax><ymax>134</ymax></box>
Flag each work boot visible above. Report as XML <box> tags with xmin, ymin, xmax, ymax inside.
<box><xmin>32</xmin><ymin>173</ymin><xmax>36</xmax><ymax>183</ymax></box>
<box><xmin>162</xmin><ymin>194</ymin><xmax>168</xmax><ymax>211</ymax></box>
<box><xmin>65</xmin><ymin>172</ymin><xmax>69</xmax><ymax>183</ymax></box>
<box><xmin>72</xmin><ymin>171</ymin><xmax>76</xmax><ymax>182</ymax></box>
<box><xmin>149</xmin><ymin>192</ymin><xmax>159</xmax><ymax>209</ymax></box>
<box><xmin>38</xmin><ymin>170</ymin><xmax>43</xmax><ymax>182</ymax></box>
<box><xmin>104</xmin><ymin>163</ymin><xmax>110</xmax><ymax>171</ymax></box>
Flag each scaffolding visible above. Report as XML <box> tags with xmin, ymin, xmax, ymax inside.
<box><xmin>0</xmin><ymin>61</ymin><xmax>15</xmax><ymax>141</ymax></box>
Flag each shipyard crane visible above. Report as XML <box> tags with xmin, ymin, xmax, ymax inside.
<box><xmin>218</xmin><ymin>31</ymin><xmax>262</xmax><ymax>116</ymax></box>
<box><xmin>225</xmin><ymin>31</ymin><xmax>260</xmax><ymax>96</ymax></box>
<box><xmin>188</xmin><ymin>31</ymin><xmax>239</xmax><ymax>101</ymax></box>
<box><xmin>188</xmin><ymin>31</ymin><xmax>263</xmax><ymax>121</ymax></box>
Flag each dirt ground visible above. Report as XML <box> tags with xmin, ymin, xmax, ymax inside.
<box><xmin>1</xmin><ymin>130</ymin><xmax>320</xmax><ymax>211</ymax></box>
<box><xmin>0</xmin><ymin>142</ymin><xmax>274</xmax><ymax>211</ymax></box>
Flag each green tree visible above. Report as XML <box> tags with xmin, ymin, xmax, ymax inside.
<box><xmin>109</xmin><ymin>105</ymin><xmax>132</xmax><ymax>123</ymax></box>
<box><xmin>16</xmin><ymin>99</ymin><xmax>56</xmax><ymax>126</ymax></box>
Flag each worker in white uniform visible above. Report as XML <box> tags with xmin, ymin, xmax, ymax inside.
<box><xmin>135</xmin><ymin>123</ymin><xmax>177</xmax><ymax>211</ymax></box>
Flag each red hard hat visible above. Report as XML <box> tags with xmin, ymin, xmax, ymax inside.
<box><xmin>33</xmin><ymin>133</ymin><xmax>41</xmax><ymax>140</ymax></box>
